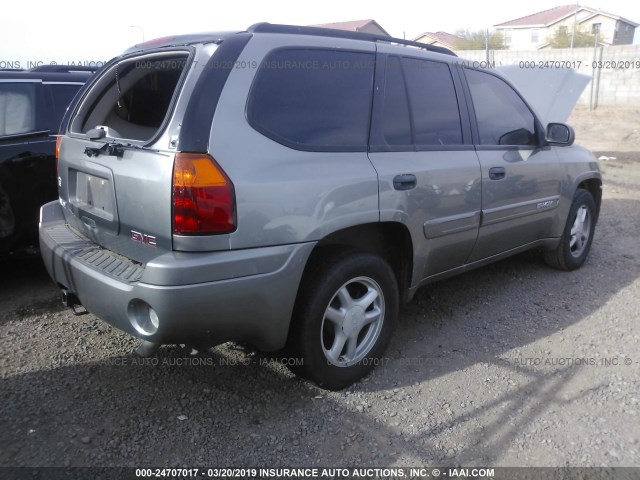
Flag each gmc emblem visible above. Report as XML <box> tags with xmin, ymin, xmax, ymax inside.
<box><xmin>131</xmin><ymin>230</ymin><xmax>157</xmax><ymax>247</ymax></box>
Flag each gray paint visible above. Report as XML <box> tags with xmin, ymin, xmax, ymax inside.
<box><xmin>41</xmin><ymin>201</ymin><xmax>314</xmax><ymax>350</ymax></box>
<box><xmin>467</xmin><ymin>147</ymin><xmax>565</xmax><ymax>261</ymax></box>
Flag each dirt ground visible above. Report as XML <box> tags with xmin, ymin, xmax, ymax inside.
<box><xmin>569</xmin><ymin>106</ymin><xmax>640</xmax><ymax>153</ymax></box>
<box><xmin>569</xmin><ymin>106</ymin><xmax>640</xmax><ymax>189</ymax></box>
<box><xmin>0</xmin><ymin>107</ymin><xmax>639</xmax><ymax>471</ymax></box>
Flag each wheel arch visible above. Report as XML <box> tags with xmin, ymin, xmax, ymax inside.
<box><xmin>315</xmin><ymin>222</ymin><xmax>413</xmax><ymax>302</ymax></box>
<box><xmin>576</xmin><ymin>176</ymin><xmax>602</xmax><ymax>222</ymax></box>
<box><xmin>298</xmin><ymin>222</ymin><xmax>413</xmax><ymax>306</ymax></box>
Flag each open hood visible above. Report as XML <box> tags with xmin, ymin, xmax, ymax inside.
<box><xmin>497</xmin><ymin>66</ymin><xmax>591</xmax><ymax>125</ymax></box>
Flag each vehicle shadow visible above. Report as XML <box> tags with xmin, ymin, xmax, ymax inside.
<box><xmin>0</xmin><ymin>253</ymin><xmax>62</xmax><ymax>325</ymax></box>
<box><xmin>0</xmin><ymin>197</ymin><xmax>638</xmax><ymax>467</ymax></box>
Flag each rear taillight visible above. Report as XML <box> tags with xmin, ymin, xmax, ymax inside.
<box><xmin>55</xmin><ymin>136</ymin><xmax>62</xmax><ymax>160</ymax></box>
<box><xmin>172</xmin><ymin>153</ymin><xmax>236</xmax><ymax>235</ymax></box>
<box><xmin>55</xmin><ymin>136</ymin><xmax>63</xmax><ymax>176</ymax></box>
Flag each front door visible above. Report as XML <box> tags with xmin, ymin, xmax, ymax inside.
<box><xmin>462</xmin><ymin>68</ymin><xmax>564</xmax><ymax>262</ymax></box>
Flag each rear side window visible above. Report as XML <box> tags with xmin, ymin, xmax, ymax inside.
<box><xmin>381</xmin><ymin>56</ymin><xmax>411</xmax><ymax>145</ymax></box>
<box><xmin>465</xmin><ymin>69</ymin><xmax>537</xmax><ymax>146</ymax></box>
<box><xmin>403</xmin><ymin>58</ymin><xmax>462</xmax><ymax>146</ymax></box>
<box><xmin>0</xmin><ymin>83</ymin><xmax>37</xmax><ymax>136</ymax></box>
<box><xmin>71</xmin><ymin>52</ymin><xmax>189</xmax><ymax>142</ymax></box>
<box><xmin>248</xmin><ymin>49</ymin><xmax>374</xmax><ymax>151</ymax></box>
<box><xmin>377</xmin><ymin>56</ymin><xmax>462</xmax><ymax>148</ymax></box>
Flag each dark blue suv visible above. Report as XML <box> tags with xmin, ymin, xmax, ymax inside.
<box><xmin>0</xmin><ymin>65</ymin><xmax>95</xmax><ymax>254</ymax></box>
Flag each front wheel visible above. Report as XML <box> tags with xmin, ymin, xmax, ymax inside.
<box><xmin>544</xmin><ymin>189</ymin><xmax>596</xmax><ymax>270</ymax></box>
<box><xmin>287</xmin><ymin>250</ymin><xmax>398</xmax><ymax>390</ymax></box>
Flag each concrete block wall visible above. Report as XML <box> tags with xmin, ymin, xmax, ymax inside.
<box><xmin>455</xmin><ymin>45</ymin><xmax>640</xmax><ymax>107</ymax></box>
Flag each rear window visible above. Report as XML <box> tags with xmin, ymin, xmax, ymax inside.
<box><xmin>70</xmin><ymin>52</ymin><xmax>189</xmax><ymax>142</ymax></box>
<box><xmin>0</xmin><ymin>83</ymin><xmax>37</xmax><ymax>136</ymax></box>
<box><xmin>247</xmin><ymin>48</ymin><xmax>374</xmax><ymax>152</ymax></box>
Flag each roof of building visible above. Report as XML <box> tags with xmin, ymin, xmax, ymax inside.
<box><xmin>495</xmin><ymin>4</ymin><xmax>639</xmax><ymax>28</ymax></box>
<box><xmin>413</xmin><ymin>31</ymin><xmax>463</xmax><ymax>48</ymax></box>
<box><xmin>311</xmin><ymin>19</ymin><xmax>391</xmax><ymax>36</ymax></box>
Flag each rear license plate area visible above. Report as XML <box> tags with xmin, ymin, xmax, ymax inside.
<box><xmin>74</xmin><ymin>171</ymin><xmax>114</xmax><ymax>220</ymax></box>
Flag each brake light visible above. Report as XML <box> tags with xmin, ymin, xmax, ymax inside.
<box><xmin>172</xmin><ymin>153</ymin><xmax>236</xmax><ymax>235</ymax></box>
<box><xmin>55</xmin><ymin>136</ymin><xmax>62</xmax><ymax>160</ymax></box>
<box><xmin>55</xmin><ymin>136</ymin><xmax>63</xmax><ymax>177</ymax></box>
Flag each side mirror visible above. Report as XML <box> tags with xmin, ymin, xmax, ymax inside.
<box><xmin>546</xmin><ymin>123</ymin><xmax>575</xmax><ymax>146</ymax></box>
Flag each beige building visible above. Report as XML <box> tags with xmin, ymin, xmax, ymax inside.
<box><xmin>494</xmin><ymin>4</ymin><xmax>638</xmax><ymax>50</ymax></box>
<box><xmin>311</xmin><ymin>19</ymin><xmax>390</xmax><ymax>37</ymax></box>
<box><xmin>412</xmin><ymin>31</ymin><xmax>463</xmax><ymax>50</ymax></box>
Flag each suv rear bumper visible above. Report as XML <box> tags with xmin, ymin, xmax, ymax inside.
<box><xmin>39</xmin><ymin>201</ymin><xmax>315</xmax><ymax>351</ymax></box>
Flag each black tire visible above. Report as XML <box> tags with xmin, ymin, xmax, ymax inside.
<box><xmin>286</xmin><ymin>249</ymin><xmax>398</xmax><ymax>390</ymax></box>
<box><xmin>544</xmin><ymin>189</ymin><xmax>596</xmax><ymax>271</ymax></box>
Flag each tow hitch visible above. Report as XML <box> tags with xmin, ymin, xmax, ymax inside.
<box><xmin>60</xmin><ymin>288</ymin><xmax>87</xmax><ymax>316</ymax></box>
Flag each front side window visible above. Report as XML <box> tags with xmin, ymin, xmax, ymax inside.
<box><xmin>248</xmin><ymin>49</ymin><xmax>374</xmax><ymax>151</ymax></box>
<box><xmin>465</xmin><ymin>69</ymin><xmax>537</xmax><ymax>146</ymax></box>
<box><xmin>0</xmin><ymin>83</ymin><xmax>37</xmax><ymax>136</ymax></box>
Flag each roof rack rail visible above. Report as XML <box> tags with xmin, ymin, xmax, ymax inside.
<box><xmin>247</xmin><ymin>22</ymin><xmax>457</xmax><ymax>57</ymax></box>
<box><xmin>29</xmin><ymin>65</ymin><xmax>99</xmax><ymax>73</ymax></box>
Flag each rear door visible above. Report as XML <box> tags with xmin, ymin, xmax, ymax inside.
<box><xmin>461</xmin><ymin>68</ymin><xmax>564</xmax><ymax>262</ymax></box>
<box><xmin>367</xmin><ymin>46</ymin><xmax>482</xmax><ymax>284</ymax></box>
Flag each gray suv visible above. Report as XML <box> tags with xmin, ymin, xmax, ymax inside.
<box><xmin>39</xmin><ymin>23</ymin><xmax>601</xmax><ymax>390</ymax></box>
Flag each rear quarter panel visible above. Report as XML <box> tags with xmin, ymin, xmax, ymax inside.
<box><xmin>208</xmin><ymin>34</ymin><xmax>380</xmax><ymax>249</ymax></box>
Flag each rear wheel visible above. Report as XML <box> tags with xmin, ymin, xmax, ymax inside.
<box><xmin>544</xmin><ymin>189</ymin><xmax>596</xmax><ymax>270</ymax></box>
<box><xmin>287</xmin><ymin>249</ymin><xmax>398</xmax><ymax>390</ymax></box>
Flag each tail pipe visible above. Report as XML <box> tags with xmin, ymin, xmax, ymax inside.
<box><xmin>60</xmin><ymin>288</ymin><xmax>87</xmax><ymax>316</ymax></box>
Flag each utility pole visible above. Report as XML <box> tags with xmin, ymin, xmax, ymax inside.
<box><xmin>589</xmin><ymin>24</ymin><xmax>600</xmax><ymax>111</ymax></box>
<box><xmin>570</xmin><ymin>0</ymin><xmax>579</xmax><ymax>49</ymax></box>
<box><xmin>485</xmin><ymin>29</ymin><xmax>490</xmax><ymax>63</ymax></box>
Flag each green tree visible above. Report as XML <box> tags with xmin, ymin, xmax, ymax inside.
<box><xmin>548</xmin><ymin>26</ymin><xmax>596</xmax><ymax>48</ymax></box>
<box><xmin>455</xmin><ymin>29</ymin><xmax>507</xmax><ymax>50</ymax></box>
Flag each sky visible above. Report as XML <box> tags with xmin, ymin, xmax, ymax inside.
<box><xmin>1</xmin><ymin>0</ymin><xmax>639</xmax><ymax>67</ymax></box>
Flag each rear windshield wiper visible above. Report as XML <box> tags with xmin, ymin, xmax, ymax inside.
<box><xmin>84</xmin><ymin>141</ymin><xmax>163</xmax><ymax>158</ymax></box>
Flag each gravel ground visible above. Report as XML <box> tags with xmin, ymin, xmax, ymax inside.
<box><xmin>1</xmin><ymin>108</ymin><xmax>639</xmax><ymax>469</ymax></box>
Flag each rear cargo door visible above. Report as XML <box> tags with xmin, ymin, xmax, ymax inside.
<box><xmin>58</xmin><ymin>139</ymin><xmax>175</xmax><ymax>262</ymax></box>
<box><xmin>57</xmin><ymin>51</ymin><xmax>193</xmax><ymax>263</ymax></box>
